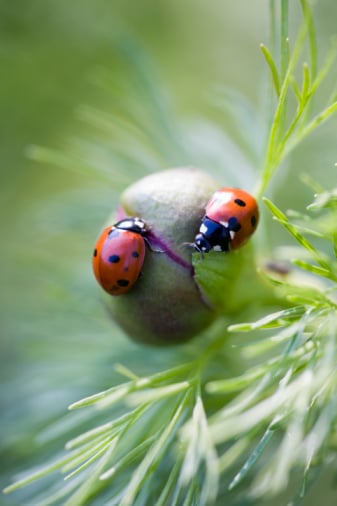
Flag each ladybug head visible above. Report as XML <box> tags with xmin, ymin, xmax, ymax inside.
<box><xmin>114</xmin><ymin>217</ymin><xmax>148</xmax><ymax>235</ymax></box>
<box><xmin>194</xmin><ymin>233</ymin><xmax>212</xmax><ymax>254</ymax></box>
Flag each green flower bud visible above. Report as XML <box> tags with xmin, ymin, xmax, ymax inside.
<box><xmin>104</xmin><ymin>167</ymin><xmax>219</xmax><ymax>345</ymax></box>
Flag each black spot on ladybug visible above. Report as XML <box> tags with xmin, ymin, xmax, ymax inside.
<box><xmin>108</xmin><ymin>254</ymin><xmax>120</xmax><ymax>263</ymax></box>
<box><xmin>117</xmin><ymin>279</ymin><xmax>129</xmax><ymax>287</ymax></box>
<box><xmin>234</xmin><ymin>198</ymin><xmax>246</xmax><ymax>207</ymax></box>
<box><xmin>93</xmin><ymin>248</ymin><xmax>97</xmax><ymax>257</ymax></box>
<box><xmin>251</xmin><ymin>215</ymin><xmax>257</xmax><ymax>227</ymax></box>
<box><xmin>228</xmin><ymin>217</ymin><xmax>241</xmax><ymax>232</ymax></box>
<box><xmin>132</xmin><ymin>251</ymin><xmax>140</xmax><ymax>258</ymax></box>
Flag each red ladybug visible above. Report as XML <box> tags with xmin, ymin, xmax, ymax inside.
<box><xmin>92</xmin><ymin>217</ymin><xmax>148</xmax><ymax>295</ymax></box>
<box><xmin>194</xmin><ymin>188</ymin><xmax>259</xmax><ymax>253</ymax></box>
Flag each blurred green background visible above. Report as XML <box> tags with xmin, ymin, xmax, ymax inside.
<box><xmin>1</xmin><ymin>1</ymin><xmax>337</xmax><ymax>504</ymax></box>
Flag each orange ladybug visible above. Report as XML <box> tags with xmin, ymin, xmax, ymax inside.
<box><xmin>92</xmin><ymin>217</ymin><xmax>148</xmax><ymax>295</ymax></box>
<box><xmin>193</xmin><ymin>188</ymin><xmax>259</xmax><ymax>253</ymax></box>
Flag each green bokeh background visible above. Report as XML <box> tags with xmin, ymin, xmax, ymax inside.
<box><xmin>1</xmin><ymin>1</ymin><xmax>337</xmax><ymax>504</ymax></box>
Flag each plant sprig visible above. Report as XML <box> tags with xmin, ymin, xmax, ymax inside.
<box><xmin>257</xmin><ymin>0</ymin><xmax>337</xmax><ymax>198</ymax></box>
<box><xmin>3</xmin><ymin>1</ymin><xmax>337</xmax><ymax>505</ymax></box>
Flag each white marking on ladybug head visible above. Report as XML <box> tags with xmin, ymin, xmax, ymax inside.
<box><xmin>230</xmin><ymin>231</ymin><xmax>235</xmax><ymax>240</ymax></box>
<box><xmin>134</xmin><ymin>218</ymin><xmax>146</xmax><ymax>229</ymax></box>
<box><xmin>220</xmin><ymin>221</ymin><xmax>229</xmax><ymax>228</ymax></box>
<box><xmin>200</xmin><ymin>223</ymin><xmax>208</xmax><ymax>234</ymax></box>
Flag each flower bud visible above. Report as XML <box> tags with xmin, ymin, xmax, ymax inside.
<box><xmin>104</xmin><ymin>167</ymin><xmax>219</xmax><ymax>345</ymax></box>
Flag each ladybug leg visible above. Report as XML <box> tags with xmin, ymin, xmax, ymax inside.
<box><xmin>192</xmin><ymin>244</ymin><xmax>204</xmax><ymax>261</ymax></box>
<box><xmin>143</xmin><ymin>237</ymin><xmax>164</xmax><ymax>253</ymax></box>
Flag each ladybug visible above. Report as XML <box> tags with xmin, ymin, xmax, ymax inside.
<box><xmin>92</xmin><ymin>217</ymin><xmax>148</xmax><ymax>295</ymax></box>
<box><xmin>194</xmin><ymin>188</ymin><xmax>259</xmax><ymax>253</ymax></box>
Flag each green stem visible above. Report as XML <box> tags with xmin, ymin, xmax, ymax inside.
<box><xmin>300</xmin><ymin>0</ymin><xmax>317</xmax><ymax>79</ymax></box>
<box><xmin>269</xmin><ymin>0</ymin><xmax>277</xmax><ymax>56</ymax></box>
<box><xmin>278</xmin><ymin>1</ymin><xmax>289</xmax><ymax>147</ymax></box>
<box><xmin>260</xmin><ymin>44</ymin><xmax>280</xmax><ymax>96</ymax></box>
<box><xmin>280</xmin><ymin>0</ymin><xmax>289</xmax><ymax>81</ymax></box>
<box><xmin>257</xmin><ymin>18</ymin><xmax>308</xmax><ymax>199</ymax></box>
<box><xmin>283</xmin><ymin>100</ymin><xmax>337</xmax><ymax>158</ymax></box>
